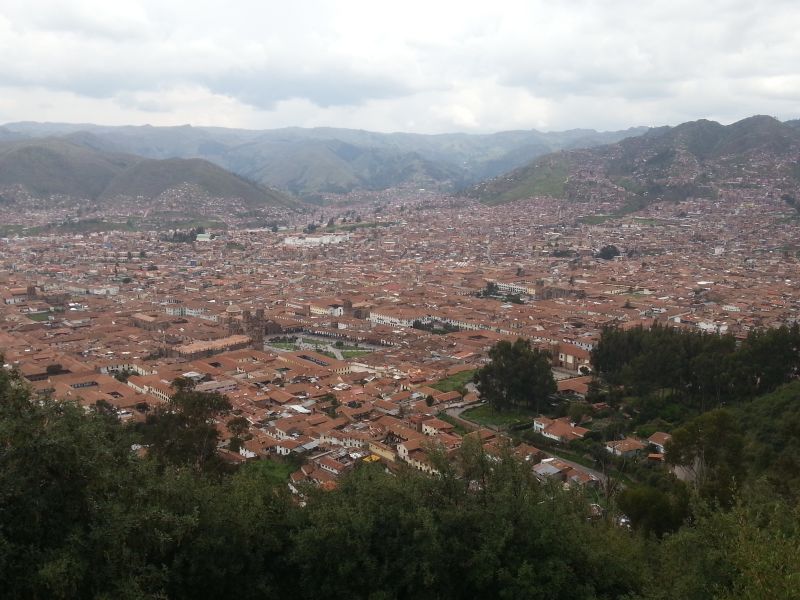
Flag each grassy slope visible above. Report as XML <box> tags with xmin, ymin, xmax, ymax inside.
<box><xmin>0</xmin><ymin>138</ymin><xmax>298</xmax><ymax>208</ymax></box>
<box><xmin>101</xmin><ymin>157</ymin><xmax>296</xmax><ymax>207</ymax></box>
<box><xmin>471</xmin><ymin>155</ymin><xmax>570</xmax><ymax>205</ymax></box>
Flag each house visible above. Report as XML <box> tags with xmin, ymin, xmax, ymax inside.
<box><xmin>606</xmin><ymin>438</ymin><xmax>646</xmax><ymax>458</ymax></box>
<box><xmin>421</xmin><ymin>417</ymin><xmax>455</xmax><ymax>436</ymax></box>
<box><xmin>648</xmin><ymin>432</ymin><xmax>672</xmax><ymax>454</ymax></box>
<box><xmin>533</xmin><ymin>416</ymin><xmax>589</xmax><ymax>443</ymax></box>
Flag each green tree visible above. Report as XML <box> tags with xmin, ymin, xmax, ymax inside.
<box><xmin>616</xmin><ymin>484</ymin><xmax>689</xmax><ymax>537</ymax></box>
<box><xmin>474</xmin><ymin>338</ymin><xmax>556</xmax><ymax>413</ymax></box>
<box><xmin>596</xmin><ymin>244</ymin><xmax>620</xmax><ymax>260</ymax></box>
<box><xmin>139</xmin><ymin>378</ymin><xmax>232</xmax><ymax>472</ymax></box>
<box><xmin>227</xmin><ymin>416</ymin><xmax>250</xmax><ymax>438</ymax></box>
<box><xmin>666</xmin><ymin>409</ymin><xmax>743</xmax><ymax>505</ymax></box>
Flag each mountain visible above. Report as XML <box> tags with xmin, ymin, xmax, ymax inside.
<box><xmin>2</xmin><ymin>122</ymin><xmax>648</xmax><ymax>198</ymax></box>
<box><xmin>99</xmin><ymin>157</ymin><xmax>294</xmax><ymax>206</ymax></box>
<box><xmin>467</xmin><ymin>115</ymin><xmax>800</xmax><ymax>207</ymax></box>
<box><xmin>0</xmin><ymin>138</ymin><xmax>139</xmax><ymax>199</ymax></box>
<box><xmin>222</xmin><ymin>137</ymin><xmax>464</xmax><ymax>196</ymax></box>
<box><xmin>0</xmin><ymin>137</ymin><xmax>294</xmax><ymax>207</ymax></box>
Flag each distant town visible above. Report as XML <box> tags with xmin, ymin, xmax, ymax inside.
<box><xmin>2</xmin><ymin>177</ymin><xmax>798</xmax><ymax>492</ymax></box>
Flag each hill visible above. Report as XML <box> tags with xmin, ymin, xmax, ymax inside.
<box><xmin>3</xmin><ymin>121</ymin><xmax>648</xmax><ymax>198</ymax></box>
<box><xmin>0</xmin><ymin>138</ymin><xmax>139</xmax><ymax>199</ymax></box>
<box><xmin>467</xmin><ymin>115</ymin><xmax>800</xmax><ymax>208</ymax></box>
<box><xmin>0</xmin><ymin>137</ymin><xmax>295</xmax><ymax>207</ymax></box>
<box><xmin>100</xmin><ymin>157</ymin><xmax>294</xmax><ymax>207</ymax></box>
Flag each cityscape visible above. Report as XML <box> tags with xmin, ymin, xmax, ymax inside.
<box><xmin>2</xmin><ymin>1</ymin><xmax>799</xmax><ymax>598</ymax></box>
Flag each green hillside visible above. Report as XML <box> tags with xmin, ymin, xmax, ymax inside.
<box><xmin>0</xmin><ymin>138</ymin><xmax>296</xmax><ymax>208</ymax></box>
<box><xmin>470</xmin><ymin>154</ymin><xmax>571</xmax><ymax>204</ymax></box>
<box><xmin>100</xmin><ymin>157</ymin><xmax>295</xmax><ymax>207</ymax></box>
<box><xmin>3</xmin><ymin>121</ymin><xmax>649</xmax><ymax>197</ymax></box>
<box><xmin>0</xmin><ymin>139</ymin><xmax>138</xmax><ymax>199</ymax></box>
<box><xmin>468</xmin><ymin>115</ymin><xmax>800</xmax><ymax>207</ymax></box>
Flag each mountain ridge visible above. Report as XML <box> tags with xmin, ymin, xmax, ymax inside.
<box><xmin>467</xmin><ymin>115</ymin><xmax>800</xmax><ymax>207</ymax></box>
<box><xmin>0</xmin><ymin>137</ymin><xmax>295</xmax><ymax>208</ymax></box>
<box><xmin>1</xmin><ymin>121</ymin><xmax>649</xmax><ymax>197</ymax></box>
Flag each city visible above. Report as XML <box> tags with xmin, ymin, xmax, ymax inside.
<box><xmin>2</xmin><ymin>182</ymin><xmax>798</xmax><ymax>490</ymax></box>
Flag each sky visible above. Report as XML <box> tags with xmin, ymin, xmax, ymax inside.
<box><xmin>0</xmin><ymin>0</ymin><xmax>798</xmax><ymax>134</ymax></box>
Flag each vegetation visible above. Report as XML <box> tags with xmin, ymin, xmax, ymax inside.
<box><xmin>470</xmin><ymin>155</ymin><xmax>571</xmax><ymax>204</ymax></box>
<box><xmin>340</xmin><ymin>349</ymin><xmax>371</xmax><ymax>359</ymax></box>
<box><xmin>435</xmin><ymin>411</ymin><xmax>471</xmax><ymax>435</ymax></box>
<box><xmin>470</xmin><ymin>115</ymin><xmax>800</xmax><ymax>208</ymax></box>
<box><xmin>103</xmin><ymin>157</ymin><xmax>294</xmax><ymax>206</ymax></box>
<box><xmin>586</xmin><ymin>321</ymin><xmax>800</xmax><ymax>521</ymax></box>
<box><xmin>431</xmin><ymin>369</ymin><xmax>476</xmax><ymax>394</ymax></box>
<box><xmin>25</xmin><ymin>311</ymin><xmax>51</xmax><ymax>322</ymax></box>
<box><xmin>592</xmin><ymin>322</ymin><xmax>800</xmax><ymax>419</ymax></box>
<box><xmin>596</xmin><ymin>244</ymin><xmax>620</xmax><ymax>260</ymax></box>
<box><xmin>474</xmin><ymin>338</ymin><xmax>556</xmax><ymax>413</ymax></box>
<box><xmin>0</xmin><ymin>138</ymin><xmax>295</xmax><ymax>207</ymax></box>
<box><xmin>461</xmin><ymin>403</ymin><xmax>537</xmax><ymax>428</ymax></box>
<box><xmin>2</xmin><ymin>360</ymin><xmax>800</xmax><ymax>598</ymax></box>
<box><xmin>167</xmin><ymin>226</ymin><xmax>208</xmax><ymax>243</ymax></box>
<box><xmin>412</xmin><ymin>319</ymin><xmax>460</xmax><ymax>335</ymax></box>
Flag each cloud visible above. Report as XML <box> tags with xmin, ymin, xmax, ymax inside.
<box><xmin>0</xmin><ymin>0</ymin><xmax>798</xmax><ymax>132</ymax></box>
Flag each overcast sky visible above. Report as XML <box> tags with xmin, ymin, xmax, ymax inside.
<box><xmin>0</xmin><ymin>0</ymin><xmax>798</xmax><ymax>133</ymax></box>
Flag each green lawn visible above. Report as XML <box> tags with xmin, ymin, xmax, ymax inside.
<box><xmin>432</xmin><ymin>369</ymin><xmax>476</xmax><ymax>393</ymax></box>
<box><xmin>244</xmin><ymin>459</ymin><xmax>294</xmax><ymax>484</ymax></box>
<box><xmin>461</xmin><ymin>403</ymin><xmax>537</xmax><ymax>429</ymax></box>
<box><xmin>269</xmin><ymin>342</ymin><xmax>296</xmax><ymax>350</ymax></box>
<box><xmin>341</xmin><ymin>350</ymin><xmax>371</xmax><ymax>359</ymax></box>
<box><xmin>26</xmin><ymin>312</ymin><xmax>51</xmax><ymax>322</ymax></box>
<box><xmin>577</xmin><ymin>214</ymin><xmax>614</xmax><ymax>225</ymax></box>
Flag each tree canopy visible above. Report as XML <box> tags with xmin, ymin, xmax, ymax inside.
<box><xmin>2</xmin><ymin>357</ymin><xmax>800</xmax><ymax>598</ymax></box>
<box><xmin>474</xmin><ymin>338</ymin><xmax>556</xmax><ymax>412</ymax></box>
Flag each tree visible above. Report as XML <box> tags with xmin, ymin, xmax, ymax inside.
<box><xmin>666</xmin><ymin>409</ymin><xmax>743</xmax><ymax>505</ymax></box>
<box><xmin>474</xmin><ymin>338</ymin><xmax>556</xmax><ymax>413</ymax></box>
<box><xmin>597</xmin><ymin>244</ymin><xmax>620</xmax><ymax>260</ymax></box>
<box><xmin>484</xmin><ymin>281</ymin><xmax>499</xmax><ymax>296</ymax></box>
<box><xmin>139</xmin><ymin>379</ymin><xmax>232</xmax><ymax>472</ymax></box>
<box><xmin>227</xmin><ymin>416</ymin><xmax>250</xmax><ymax>438</ymax></box>
<box><xmin>45</xmin><ymin>363</ymin><xmax>63</xmax><ymax>375</ymax></box>
<box><xmin>616</xmin><ymin>484</ymin><xmax>689</xmax><ymax>537</ymax></box>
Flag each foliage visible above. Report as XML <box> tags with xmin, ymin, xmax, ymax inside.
<box><xmin>596</xmin><ymin>244</ymin><xmax>620</xmax><ymax>260</ymax></box>
<box><xmin>474</xmin><ymin>338</ymin><xmax>556</xmax><ymax>413</ymax></box>
<box><xmin>666</xmin><ymin>409</ymin><xmax>743</xmax><ymax>506</ymax></box>
<box><xmin>3</xmin><ymin>361</ymin><xmax>800</xmax><ymax>598</ymax></box>
<box><xmin>412</xmin><ymin>319</ymin><xmax>459</xmax><ymax>334</ymax></box>
<box><xmin>136</xmin><ymin>377</ymin><xmax>232</xmax><ymax>473</ymax></box>
<box><xmin>168</xmin><ymin>226</ymin><xmax>206</xmax><ymax>243</ymax></box>
<box><xmin>616</xmin><ymin>483</ymin><xmax>689</xmax><ymax>537</ymax></box>
<box><xmin>591</xmin><ymin>322</ymin><xmax>800</xmax><ymax>417</ymax></box>
<box><xmin>645</xmin><ymin>491</ymin><xmax>800</xmax><ymax>600</ymax></box>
